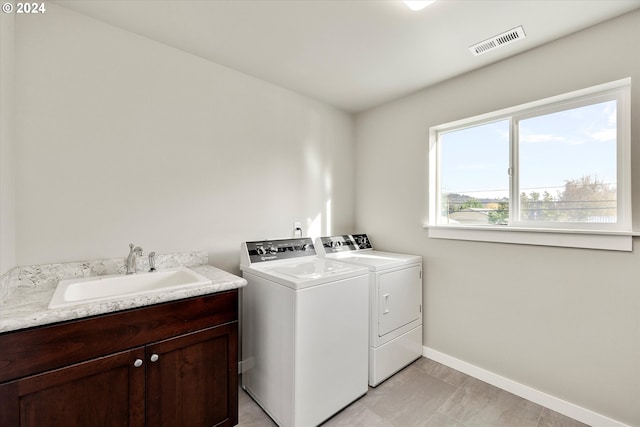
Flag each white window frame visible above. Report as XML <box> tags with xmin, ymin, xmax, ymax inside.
<box><xmin>427</xmin><ymin>78</ymin><xmax>632</xmax><ymax>251</ymax></box>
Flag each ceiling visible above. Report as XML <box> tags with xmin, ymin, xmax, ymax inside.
<box><xmin>52</xmin><ymin>0</ymin><xmax>640</xmax><ymax>113</ymax></box>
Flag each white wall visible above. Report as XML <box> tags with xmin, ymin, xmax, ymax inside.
<box><xmin>0</xmin><ymin>7</ymin><xmax>16</xmax><ymax>276</ymax></box>
<box><xmin>13</xmin><ymin>4</ymin><xmax>355</xmax><ymax>274</ymax></box>
<box><xmin>355</xmin><ymin>10</ymin><xmax>640</xmax><ymax>426</ymax></box>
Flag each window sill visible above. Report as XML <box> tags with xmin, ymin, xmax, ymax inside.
<box><xmin>425</xmin><ymin>225</ymin><xmax>633</xmax><ymax>251</ymax></box>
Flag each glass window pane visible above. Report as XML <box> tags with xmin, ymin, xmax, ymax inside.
<box><xmin>439</xmin><ymin>120</ymin><xmax>509</xmax><ymax>225</ymax></box>
<box><xmin>518</xmin><ymin>100</ymin><xmax>617</xmax><ymax>223</ymax></box>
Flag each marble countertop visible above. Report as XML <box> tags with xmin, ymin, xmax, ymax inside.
<box><xmin>0</xmin><ymin>265</ymin><xmax>246</xmax><ymax>334</ymax></box>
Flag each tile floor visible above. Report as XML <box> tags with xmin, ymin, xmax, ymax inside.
<box><xmin>238</xmin><ymin>357</ymin><xmax>590</xmax><ymax>427</ymax></box>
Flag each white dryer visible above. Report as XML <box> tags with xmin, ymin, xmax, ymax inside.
<box><xmin>315</xmin><ymin>234</ymin><xmax>423</xmax><ymax>387</ymax></box>
<box><xmin>240</xmin><ymin>238</ymin><xmax>369</xmax><ymax>427</ymax></box>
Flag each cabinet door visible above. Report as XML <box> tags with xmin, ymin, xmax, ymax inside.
<box><xmin>0</xmin><ymin>348</ymin><xmax>145</xmax><ymax>427</ymax></box>
<box><xmin>146</xmin><ymin>323</ymin><xmax>238</xmax><ymax>427</ymax></box>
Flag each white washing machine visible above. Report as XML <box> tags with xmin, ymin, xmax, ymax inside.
<box><xmin>240</xmin><ymin>238</ymin><xmax>369</xmax><ymax>427</ymax></box>
<box><xmin>315</xmin><ymin>234</ymin><xmax>423</xmax><ymax>387</ymax></box>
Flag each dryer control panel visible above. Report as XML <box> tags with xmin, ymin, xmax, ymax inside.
<box><xmin>318</xmin><ymin>234</ymin><xmax>373</xmax><ymax>253</ymax></box>
<box><xmin>243</xmin><ymin>238</ymin><xmax>316</xmax><ymax>264</ymax></box>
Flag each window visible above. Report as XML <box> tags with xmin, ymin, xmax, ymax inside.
<box><xmin>428</xmin><ymin>79</ymin><xmax>631</xmax><ymax>250</ymax></box>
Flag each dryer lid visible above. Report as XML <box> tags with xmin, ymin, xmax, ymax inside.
<box><xmin>270</xmin><ymin>259</ymin><xmax>358</xmax><ymax>279</ymax></box>
<box><xmin>329</xmin><ymin>251</ymin><xmax>422</xmax><ymax>271</ymax></box>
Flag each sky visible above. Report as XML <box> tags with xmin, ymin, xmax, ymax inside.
<box><xmin>439</xmin><ymin>100</ymin><xmax>617</xmax><ymax>200</ymax></box>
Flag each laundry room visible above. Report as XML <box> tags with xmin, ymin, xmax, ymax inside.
<box><xmin>1</xmin><ymin>1</ymin><xmax>639</xmax><ymax>426</ymax></box>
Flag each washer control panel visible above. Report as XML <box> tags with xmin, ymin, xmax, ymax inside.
<box><xmin>245</xmin><ymin>238</ymin><xmax>316</xmax><ymax>263</ymax></box>
<box><xmin>319</xmin><ymin>234</ymin><xmax>373</xmax><ymax>253</ymax></box>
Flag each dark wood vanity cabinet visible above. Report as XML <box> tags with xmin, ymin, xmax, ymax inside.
<box><xmin>0</xmin><ymin>289</ymin><xmax>239</xmax><ymax>427</ymax></box>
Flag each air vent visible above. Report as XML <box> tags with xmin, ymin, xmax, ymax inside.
<box><xmin>469</xmin><ymin>26</ymin><xmax>526</xmax><ymax>56</ymax></box>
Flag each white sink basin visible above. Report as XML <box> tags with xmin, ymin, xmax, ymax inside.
<box><xmin>48</xmin><ymin>267</ymin><xmax>212</xmax><ymax>309</ymax></box>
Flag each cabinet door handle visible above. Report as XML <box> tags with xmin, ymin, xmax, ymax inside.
<box><xmin>150</xmin><ymin>353</ymin><xmax>159</xmax><ymax>363</ymax></box>
<box><xmin>133</xmin><ymin>358</ymin><xmax>143</xmax><ymax>368</ymax></box>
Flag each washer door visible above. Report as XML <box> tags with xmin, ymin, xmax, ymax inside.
<box><xmin>378</xmin><ymin>265</ymin><xmax>422</xmax><ymax>337</ymax></box>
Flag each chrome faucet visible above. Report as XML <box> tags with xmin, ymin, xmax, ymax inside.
<box><xmin>126</xmin><ymin>243</ymin><xmax>144</xmax><ymax>275</ymax></box>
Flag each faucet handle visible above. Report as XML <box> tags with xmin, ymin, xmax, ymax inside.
<box><xmin>149</xmin><ymin>252</ymin><xmax>157</xmax><ymax>272</ymax></box>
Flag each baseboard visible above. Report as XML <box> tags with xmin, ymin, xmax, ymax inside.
<box><xmin>423</xmin><ymin>346</ymin><xmax>630</xmax><ymax>427</ymax></box>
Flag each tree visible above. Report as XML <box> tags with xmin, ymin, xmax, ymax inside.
<box><xmin>488</xmin><ymin>201</ymin><xmax>508</xmax><ymax>224</ymax></box>
<box><xmin>520</xmin><ymin>190</ymin><xmax>558</xmax><ymax>221</ymax></box>
<box><xmin>520</xmin><ymin>175</ymin><xmax>616</xmax><ymax>222</ymax></box>
<box><xmin>558</xmin><ymin>175</ymin><xmax>616</xmax><ymax>222</ymax></box>
<box><xmin>445</xmin><ymin>194</ymin><xmax>482</xmax><ymax>214</ymax></box>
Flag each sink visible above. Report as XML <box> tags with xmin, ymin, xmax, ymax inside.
<box><xmin>48</xmin><ymin>267</ymin><xmax>212</xmax><ymax>309</ymax></box>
